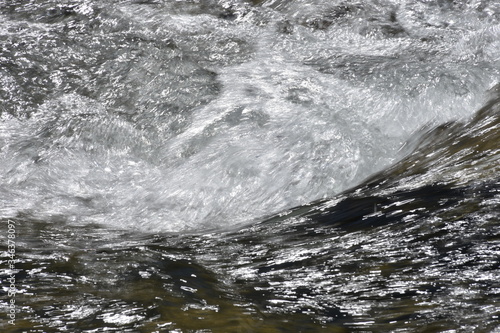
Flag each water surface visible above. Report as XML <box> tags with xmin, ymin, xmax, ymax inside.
<box><xmin>0</xmin><ymin>0</ymin><xmax>499</xmax><ymax>332</ymax></box>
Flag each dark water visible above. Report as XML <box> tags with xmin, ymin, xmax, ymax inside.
<box><xmin>1</xmin><ymin>0</ymin><xmax>499</xmax><ymax>332</ymax></box>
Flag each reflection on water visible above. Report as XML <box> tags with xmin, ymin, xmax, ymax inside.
<box><xmin>1</xmin><ymin>0</ymin><xmax>499</xmax><ymax>231</ymax></box>
<box><xmin>1</xmin><ymin>0</ymin><xmax>499</xmax><ymax>332</ymax></box>
<box><xmin>2</xmin><ymin>94</ymin><xmax>499</xmax><ymax>331</ymax></box>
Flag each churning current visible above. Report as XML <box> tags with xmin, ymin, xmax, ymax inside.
<box><xmin>1</xmin><ymin>1</ymin><xmax>500</xmax><ymax>333</ymax></box>
<box><xmin>1</xmin><ymin>0</ymin><xmax>498</xmax><ymax>232</ymax></box>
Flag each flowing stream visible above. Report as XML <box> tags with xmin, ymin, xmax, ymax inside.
<box><xmin>0</xmin><ymin>0</ymin><xmax>499</xmax><ymax>332</ymax></box>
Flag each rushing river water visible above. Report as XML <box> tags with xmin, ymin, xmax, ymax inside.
<box><xmin>1</xmin><ymin>0</ymin><xmax>499</xmax><ymax>332</ymax></box>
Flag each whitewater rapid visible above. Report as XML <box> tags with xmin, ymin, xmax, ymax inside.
<box><xmin>0</xmin><ymin>0</ymin><xmax>498</xmax><ymax>231</ymax></box>
<box><xmin>1</xmin><ymin>2</ymin><xmax>500</xmax><ymax>332</ymax></box>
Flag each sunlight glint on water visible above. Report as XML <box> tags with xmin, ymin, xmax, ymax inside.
<box><xmin>0</xmin><ymin>0</ymin><xmax>498</xmax><ymax>232</ymax></box>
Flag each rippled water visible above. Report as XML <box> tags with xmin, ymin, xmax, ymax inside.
<box><xmin>1</xmin><ymin>0</ymin><xmax>499</xmax><ymax>332</ymax></box>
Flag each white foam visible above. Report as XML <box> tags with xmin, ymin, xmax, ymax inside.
<box><xmin>0</xmin><ymin>0</ymin><xmax>498</xmax><ymax>232</ymax></box>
